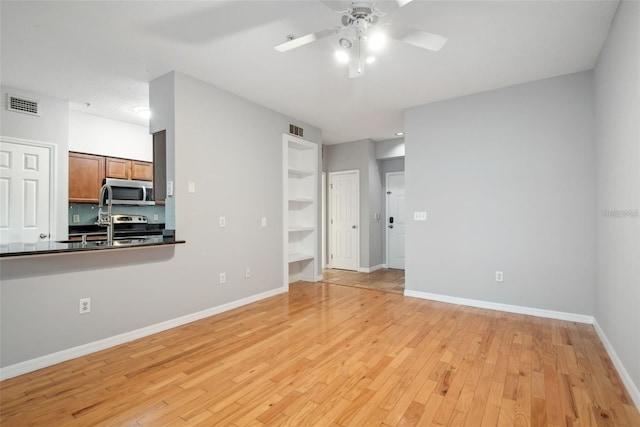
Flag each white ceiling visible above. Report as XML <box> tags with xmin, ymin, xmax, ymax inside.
<box><xmin>0</xmin><ymin>0</ymin><xmax>618</xmax><ymax>144</ymax></box>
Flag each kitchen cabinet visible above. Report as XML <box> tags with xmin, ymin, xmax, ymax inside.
<box><xmin>69</xmin><ymin>152</ymin><xmax>105</xmax><ymax>203</ymax></box>
<box><xmin>106</xmin><ymin>157</ymin><xmax>153</xmax><ymax>181</ymax></box>
<box><xmin>131</xmin><ymin>161</ymin><xmax>153</xmax><ymax>181</ymax></box>
<box><xmin>69</xmin><ymin>152</ymin><xmax>153</xmax><ymax>203</ymax></box>
<box><xmin>283</xmin><ymin>134</ymin><xmax>318</xmax><ymax>284</ymax></box>
<box><xmin>105</xmin><ymin>157</ymin><xmax>130</xmax><ymax>179</ymax></box>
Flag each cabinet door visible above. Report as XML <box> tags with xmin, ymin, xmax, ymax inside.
<box><xmin>105</xmin><ymin>157</ymin><xmax>131</xmax><ymax>179</ymax></box>
<box><xmin>69</xmin><ymin>152</ymin><xmax>105</xmax><ymax>203</ymax></box>
<box><xmin>131</xmin><ymin>161</ymin><xmax>153</xmax><ymax>181</ymax></box>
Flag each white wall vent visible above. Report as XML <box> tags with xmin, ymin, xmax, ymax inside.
<box><xmin>7</xmin><ymin>94</ymin><xmax>39</xmax><ymax>116</ymax></box>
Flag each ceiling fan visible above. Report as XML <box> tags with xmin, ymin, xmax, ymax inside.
<box><xmin>274</xmin><ymin>0</ymin><xmax>447</xmax><ymax>78</ymax></box>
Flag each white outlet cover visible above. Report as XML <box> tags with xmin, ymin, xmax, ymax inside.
<box><xmin>219</xmin><ymin>273</ymin><xmax>226</xmax><ymax>284</ymax></box>
<box><xmin>219</xmin><ymin>217</ymin><xmax>226</xmax><ymax>227</ymax></box>
<box><xmin>261</xmin><ymin>217</ymin><xmax>267</xmax><ymax>227</ymax></box>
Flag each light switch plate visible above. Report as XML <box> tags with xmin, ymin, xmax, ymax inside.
<box><xmin>261</xmin><ymin>217</ymin><xmax>267</xmax><ymax>227</ymax></box>
<box><xmin>219</xmin><ymin>216</ymin><xmax>226</xmax><ymax>227</ymax></box>
<box><xmin>166</xmin><ymin>181</ymin><xmax>174</xmax><ymax>197</ymax></box>
<box><xmin>414</xmin><ymin>211</ymin><xmax>427</xmax><ymax>221</ymax></box>
<box><xmin>188</xmin><ymin>181</ymin><xmax>196</xmax><ymax>193</ymax></box>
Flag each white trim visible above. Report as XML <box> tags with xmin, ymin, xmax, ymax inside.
<box><xmin>593</xmin><ymin>320</ymin><xmax>640</xmax><ymax>409</ymax></box>
<box><xmin>328</xmin><ymin>169</ymin><xmax>360</xmax><ymax>272</ymax></box>
<box><xmin>316</xmin><ymin>274</ymin><xmax>324</xmax><ymax>281</ymax></box>
<box><xmin>359</xmin><ymin>264</ymin><xmax>385</xmax><ymax>273</ymax></box>
<box><xmin>0</xmin><ymin>135</ymin><xmax>57</xmax><ymax>241</ymax></box>
<box><xmin>0</xmin><ymin>286</ymin><xmax>287</xmax><ymax>381</ymax></box>
<box><xmin>404</xmin><ymin>289</ymin><xmax>594</xmax><ymax>324</ymax></box>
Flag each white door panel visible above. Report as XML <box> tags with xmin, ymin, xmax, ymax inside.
<box><xmin>0</xmin><ymin>141</ymin><xmax>51</xmax><ymax>244</ymax></box>
<box><xmin>387</xmin><ymin>172</ymin><xmax>405</xmax><ymax>270</ymax></box>
<box><xmin>329</xmin><ymin>171</ymin><xmax>359</xmax><ymax>271</ymax></box>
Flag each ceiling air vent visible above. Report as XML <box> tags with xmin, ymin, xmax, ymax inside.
<box><xmin>7</xmin><ymin>94</ymin><xmax>39</xmax><ymax>116</ymax></box>
<box><xmin>289</xmin><ymin>124</ymin><xmax>303</xmax><ymax>138</ymax></box>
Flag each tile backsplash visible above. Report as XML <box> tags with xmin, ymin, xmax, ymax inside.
<box><xmin>69</xmin><ymin>204</ymin><xmax>166</xmax><ymax>225</ymax></box>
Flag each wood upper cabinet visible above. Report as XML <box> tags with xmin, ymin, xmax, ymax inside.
<box><xmin>105</xmin><ymin>157</ymin><xmax>131</xmax><ymax>179</ymax></box>
<box><xmin>105</xmin><ymin>157</ymin><xmax>153</xmax><ymax>181</ymax></box>
<box><xmin>69</xmin><ymin>152</ymin><xmax>105</xmax><ymax>203</ymax></box>
<box><xmin>131</xmin><ymin>161</ymin><xmax>153</xmax><ymax>181</ymax></box>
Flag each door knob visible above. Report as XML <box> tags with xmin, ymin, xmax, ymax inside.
<box><xmin>352</xmin><ymin>225</ymin><xmax>357</xmax><ymax>229</ymax></box>
<box><xmin>39</xmin><ymin>233</ymin><xmax>49</xmax><ymax>239</ymax></box>
<box><xmin>388</xmin><ymin>225</ymin><xmax>394</xmax><ymax>228</ymax></box>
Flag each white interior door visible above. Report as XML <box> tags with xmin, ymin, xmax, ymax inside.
<box><xmin>386</xmin><ymin>172</ymin><xmax>405</xmax><ymax>270</ymax></box>
<box><xmin>0</xmin><ymin>140</ymin><xmax>51</xmax><ymax>244</ymax></box>
<box><xmin>329</xmin><ymin>170</ymin><xmax>359</xmax><ymax>271</ymax></box>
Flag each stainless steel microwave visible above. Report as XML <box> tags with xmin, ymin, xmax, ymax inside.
<box><xmin>103</xmin><ymin>178</ymin><xmax>154</xmax><ymax>206</ymax></box>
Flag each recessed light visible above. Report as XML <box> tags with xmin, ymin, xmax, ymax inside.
<box><xmin>366</xmin><ymin>56</ymin><xmax>375</xmax><ymax>64</ymax></box>
<box><xmin>395</xmin><ymin>132</ymin><xmax>404</xmax><ymax>136</ymax></box>
<box><xmin>134</xmin><ymin>106</ymin><xmax>151</xmax><ymax>119</ymax></box>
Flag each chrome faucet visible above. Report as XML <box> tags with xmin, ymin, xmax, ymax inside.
<box><xmin>97</xmin><ymin>184</ymin><xmax>114</xmax><ymax>245</ymax></box>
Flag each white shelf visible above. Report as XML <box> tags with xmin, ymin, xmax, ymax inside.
<box><xmin>288</xmin><ymin>167</ymin><xmax>314</xmax><ymax>177</ymax></box>
<box><xmin>288</xmin><ymin>197</ymin><xmax>314</xmax><ymax>204</ymax></box>
<box><xmin>288</xmin><ymin>253</ymin><xmax>314</xmax><ymax>263</ymax></box>
<box><xmin>289</xmin><ymin>226</ymin><xmax>314</xmax><ymax>232</ymax></box>
<box><xmin>284</xmin><ymin>133</ymin><xmax>318</xmax><ymax>285</ymax></box>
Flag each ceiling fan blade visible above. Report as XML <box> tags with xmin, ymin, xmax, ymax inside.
<box><xmin>274</xmin><ymin>27</ymin><xmax>339</xmax><ymax>52</ymax></box>
<box><xmin>396</xmin><ymin>0</ymin><xmax>414</xmax><ymax>7</ymax></box>
<box><xmin>387</xmin><ymin>25</ymin><xmax>448</xmax><ymax>52</ymax></box>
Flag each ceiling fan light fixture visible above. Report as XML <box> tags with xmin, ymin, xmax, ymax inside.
<box><xmin>395</xmin><ymin>132</ymin><xmax>405</xmax><ymax>136</ymax></box>
<box><xmin>339</xmin><ymin>37</ymin><xmax>352</xmax><ymax>49</ymax></box>
<box><xmin>335</xmin><ymin>50</ymin><xmax>350</xmax><ymax>64</ymax></box>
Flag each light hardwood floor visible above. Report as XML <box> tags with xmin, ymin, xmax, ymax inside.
<box><xmin>322</xmin><ymin>268</ymin><xmax>405</xmax><ymax>294</ymax></box>
<box><xmin>1</xmin><ymin>282</ymin><xmax>638</xmax><ymax>426</ymax></box>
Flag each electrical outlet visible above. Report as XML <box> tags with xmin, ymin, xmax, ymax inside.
<box><xmin>245</xmin><ymin>267</ymin><xmax>251</xmax><ymax>278</ymax></box>
<box><xmin>495</xmin><ymin>271</ymin><xmax>504</xmax><ymax>282</ymax></box>
<box><xmin>219</xmin><ymin>217</ymin><xmax>226</xmax><ymax>228</ymax></box>
<box><xmin>79</xmin><ymin>298</ymin><xmax>91</xmax><ymax>314</ymax></box>
<box><xmin>72</xmin><ymin>214</ymin><xmax>80</xmax><ymax>223</ymax></box>
<box><xmin>219</xmin><ymin>273</ymin><xmax>226</xmax><ymax>284</ymax></box>
<box><xmin>153</xmin><ymin>214</ymin><xmax>159</xmax><ymax>221</ymax></box>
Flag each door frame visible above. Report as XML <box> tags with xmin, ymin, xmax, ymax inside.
<box><xmin>385</xmin><ymin>171</ymin><xmax>404</xmax><ymax>269</ymax></box>
<box><xmin>328</xmin><ymin>169</ymin><xmax>360</xmax><ymax>271</ymax></box>
<box><xmin>321</xmin><ymin>171</ymin><xmax>326</xmax><ymax>268</ymax></box>
<box><xmin>0</xmin><ymin>135</ymin><xmax>57</xmax><ymax>241</ymax></box>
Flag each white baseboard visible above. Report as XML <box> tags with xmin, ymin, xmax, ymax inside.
<box><xmin>316</xmin><ymin>274</ymin><xmax>324</xmax><ymax>281</ymax></box>
<box><xmin>593</xmin><ymin>320</ymin><xmax>640</xmax><ymax>409</ymax></box>
<box><xmin>0</xmin><ymin>286</ymin><xmax>287</xmax><ymax>381</ymax></box>
<box><xmin>359</xmin><ymin>264</ymin><xmax>386</xmax><ymax>273</ymax></box>
<box><xmin>404</xmin><ymin>289</ymin><xmax>594</xmax><ymax>324</ymax></box>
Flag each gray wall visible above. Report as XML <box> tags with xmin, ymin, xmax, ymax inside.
<box><xmin>405</xmin><ymin>71</ymin><xmax>596</xmax><ymax>315</ymax></box>
<box><xmin>376</xmin><ymin>137</ymin><xmax>405</xmax><ymax>160</ymax></box>
<box><xmin>594</xmin><ymin>1</ymin><xmax>640</xmax><ymax>392</ymax></box>
<box><xmin>0</xmin><ymin>86</ymin><xmax>69</xmax><ymax>240</ymax></box>
<box><xmin>0</xmin><ymin>72</ymin><xmax>321</xmax><ymax>367</ymax></box>
<box><xmin>368</xmin><ymin>142</ymin><xmax>383</xmax><ymax>267</ymax></box>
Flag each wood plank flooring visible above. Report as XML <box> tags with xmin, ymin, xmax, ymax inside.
<box><xmin>1</xmin><ymin>282</ymin><xmax>638</xmax><ymax>426</ymax></box>
<box><xmin>322</xmin><ymin>268</ymin><xmax>405</xmax><ymax>294</ymax></box>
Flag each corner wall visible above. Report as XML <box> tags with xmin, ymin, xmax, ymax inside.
<box><xmin>405</xmin><ymin>71</ymin><xmax>596</xmax><ymax>316</ymax></box>
<box><xmin>593</xmin><ymin>0</ymin><xmax>640</xmax><ymax>400</ymax></box>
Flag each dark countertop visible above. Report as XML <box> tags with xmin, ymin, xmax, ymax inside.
<box><xmin>0</xmin><ymin>236</ymin><xmax>185</xmax><ymax>258</ymax></box>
